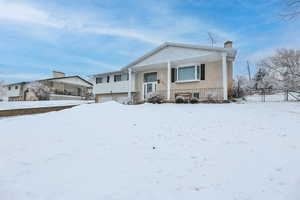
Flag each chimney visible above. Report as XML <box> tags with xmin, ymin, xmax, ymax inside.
<box><xmin>224</xmin><ymin>41</ymin><xmax>233</xmax><ymax>48</ymax></box>
<box><xmin>52</xmin><ymin>71</ymin><xmax>65</xmax><ymax>78</ymax></box>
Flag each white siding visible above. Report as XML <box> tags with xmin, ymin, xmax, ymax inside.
<box><xmin>93</xmin><ymin>73</ymin><xmax>135</xmax><ymax>94</ymax></box>
<box><xmin>6</xmin><ymin>84</ymin><xmax>23</xmax><ymax>97</ymax></box>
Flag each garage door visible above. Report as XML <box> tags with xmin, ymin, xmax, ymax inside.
<box><xmin>115</xmin><ymin>95</ymin><xmax>129</xmax><ymax>104</ymax></box>
<box><xmin>97</xmin><ymin>94</ymin><xmax>128</xmax><ymax>104</ymax></box>
<box><xmin>100</xmin><ymin>96</ymin><xmax>112</xmax><ymax>103</ymax></box>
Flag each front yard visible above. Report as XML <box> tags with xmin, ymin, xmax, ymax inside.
<box><xmin>0</xmin><ymin>102</ymin><xmax>299</xmax><ymax>199</ymax></box>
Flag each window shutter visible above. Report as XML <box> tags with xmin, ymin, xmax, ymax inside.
<box><xmin>171</xmin><ymin>68</ymin><xmax>177</xmax><ymax>82</ymax></box>
<box><xmin>114</xmin><ymin>75</ymin><xmax>116</xmax><ymax>82</ymax></box>
<box><xmin>201</xmin><ymin>64</ymin><xmax>205</xmax><ymax>80</ymax></box>
<box><xmin>197</xmin><ymin>65</ymin><xmax>200</xmax><ymax>79</ymax></box>
<box><xmin>107</xmin><ymin>76</ymin><xmax>110</xmax><ymax>83</ymax></box>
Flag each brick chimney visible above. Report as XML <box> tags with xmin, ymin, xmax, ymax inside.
<box><xmin>224</xmin><ymin>41</ymin><xmax>233</xmax><ymax>48</ymax></box>
<box><xmin>52</xmin><ymin>71</ymin><xmax>65</xmax><ymax>78</ymax></box>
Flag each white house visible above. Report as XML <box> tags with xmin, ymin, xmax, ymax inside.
<box><xmin>92</xmin><ymin>41</ymin><xmax>237</xmax><ymax>104</ymax></box>
<box><xmin>5</xmin><ymin>71</ymin><xmax>93</xmax><ymax>101</ymax></box>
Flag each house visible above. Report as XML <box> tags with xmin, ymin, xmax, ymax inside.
<box><xmin>92</xmin><ymin>41</ymin><xmax>237</xmax><ymax>104</ymax></box>
<box><xmin>6</xmin><ymin>71</ymin><xmax>93</xmax><ymax>101</ymax></box>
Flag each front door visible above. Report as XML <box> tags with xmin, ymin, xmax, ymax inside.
<box><xmin>144</xmin><ymin>82</ymin><xmax>157</xmax><ymax>99</ymax></box>
<box><xmin>143</xmin><ymin>72</ymin><xmax>158</xmax><ymax>100</ymax></box>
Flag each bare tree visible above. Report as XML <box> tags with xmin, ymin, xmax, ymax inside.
<box><xmin>0</xmin><ymin>80</ymin><xmax>6</xmax><ymax>96</ymax></box>
<box><xmin>281</xmin><ymin>0</ymin><xmax>300</xmax><ymax>19</ymax></box>
<box><xmin>207</xmin><ymin>32</ymin><xmax>217</xmax><ymax>47</ymax></box>
<box><xmin>26</xmin><ymin>81</ymin><xmax>51</xmax><ymax>100</ymax></box>
<box><xmin>257</xmin><ymin>48</ymin><xmax>300</xmax><ymax>91</ymax></box>
<box><xmin>233</xmin><ymin>76</ymin><xmax>255</xmax><ymax>98</ymax></box>
<box><xmin>0</xmin><ymin>80</ymin><xmax>7</xmax><ymax>100</ymax></box>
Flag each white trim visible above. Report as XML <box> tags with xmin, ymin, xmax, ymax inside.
<box><xmin>167</xmin><ymin>61</ymin><xmax>171</xmax><ymax>100</ymax></box>
<box><xmin>222</xmin><ymin>53</ymin><xmax>228</xmax><ymax>100</ymax></box>
<box><xmin>176</xmin><ymin>64</ymin><xmax>200</xmax><ymax>82</ymax></box>
<box><xmin>175</xmin><ymin>80</ymin><xmax>200</xmax><ymax>83</ymax></box>
<box><xmin>128</xmin><ymin>68</ymin><xmax>132</xmax><ymax>101</ymax></box>
<box><xmin>122</xmin><ymin>42</ymin><xmax>237</xmax><ymax>70</ymax></box>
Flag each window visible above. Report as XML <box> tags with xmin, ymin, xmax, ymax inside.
<box><xmin>144</xmin><ymin>72</ymin><xmax>157</xmax><ymax>82</ymax></box>
<box><xmin>176</xmin><ymin>64</ymin><xmax>205</xmax><ymax>82</ymax></box>
<box><xmin>178</xmin><ymin>66</ymin><xmax>196</xmax><ymax>81</ymax></box>
<box><xmin>8</xmin><ymin>86</ymin><xmax>11</xmax><ymax>90</ymax></box>
<box><xmin>121</xmin><ymin>73</ymin><xmax>129</xmax><ymax>81</ymax></box>
<box><xmin>114</xmin><ymin>74</ymin><xmax>122</xmax><ymax>82</ymax></box>
<box><xmin>15</xmin><ymin>85</ymin><xmax>18</xmax><ymax>89</ymax></box>
<box><xmin>107</xmin><ymin>76</ymin><xmax>110</xmax><ymax>83</ymax></box>
<box><xmin>193</xmin><ymin>92</ymin><xmax>200</xmax><ymax>99</ymax></box>
<box><xmin>96</xmin><ymin>77</ymin><xmax>103</xmax><ymax>84</ymax></box>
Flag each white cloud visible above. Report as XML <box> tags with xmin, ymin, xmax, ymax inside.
<box><xmin>0</xmin><ymin>0</ymin><xmax>237</xmax><ymax>45</ymax></box>
<box><xmin>0</xmin><ymin>1</ymin><xmax>65</xmax><ymax>28</ymax></box>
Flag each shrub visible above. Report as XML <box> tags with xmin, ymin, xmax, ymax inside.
<box><xmin>175</xmin><ymin>96</ymin><xmax>185</xmax><ymax>103</ymax></box>
<box><xmin>190</xmin><ymin>97</ymin><xmax>199</xmax><ymax>104</ymax></box>
<box><xmin>148</xmin><ymin>95</ymin><xmax>163</xmax><ymax>104</ymax></box>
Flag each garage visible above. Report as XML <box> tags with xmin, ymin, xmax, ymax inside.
<box><xmin>96</xmin><ymin>94</ymin><xmax>128</xmax><ymax>104</ymax></box>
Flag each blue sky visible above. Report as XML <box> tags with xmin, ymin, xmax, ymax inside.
<box><xmin>0</xmin><ymin>0</ymin><xmax>299</xmax><ymax>83</ymax></box>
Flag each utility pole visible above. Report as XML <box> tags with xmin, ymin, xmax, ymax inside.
<box><xmin>246</xmin><ymin>61</ymin><xmax>251</xmax><ymax>81</ymax></box>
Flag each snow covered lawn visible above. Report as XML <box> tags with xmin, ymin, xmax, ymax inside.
<box><xmin>0</xmin><ymin>100</ymin><xmax>94</xmax><ymax>110</ymax></box>
<box><xmin>0</xmin><ymin>102</ymin><xmax>300</xmax><ymax>200</ymax></box>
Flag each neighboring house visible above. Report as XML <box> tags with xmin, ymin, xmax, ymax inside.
<box><xmin>6</xmin><ymin>71</ymin><xmax>93</xmax><ymax>101</ymax></box>
<box><xmin>92</xmin><ymin>41</ymin><xmax>237</xmax><ymax>104</ymax></box>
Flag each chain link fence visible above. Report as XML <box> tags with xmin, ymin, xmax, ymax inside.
<box><xmin>245</xmin><ymin>89</ymin><xmax>300</xmax><ymax>102</ymax></box>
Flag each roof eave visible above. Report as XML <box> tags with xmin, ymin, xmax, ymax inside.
<box><xmin>122</xmin><ymin>42</ymin><xmax>237</xmax><ymax>70</ymax></box>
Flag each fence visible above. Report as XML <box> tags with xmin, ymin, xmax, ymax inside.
<box><xmin>245</xmin><ymin>89</ymin><xmax>300</xmax><ymax>102</ymax></box>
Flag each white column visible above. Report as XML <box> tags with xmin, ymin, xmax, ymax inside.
<box><xmin>167</xmin><ymin>61</ymin><xmax>171</xmax><ymax>100</ymax></box>
<box><xmin>222</xmin><ymin>53</ymin><xmax>228</xmax><ymax>100</ymax></box>
<box><xmin>128</xmin><ymin>68</ymin><xmax>132</xmax><ymax>101</ymax></box>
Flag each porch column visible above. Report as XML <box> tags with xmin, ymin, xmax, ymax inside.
<box><xmin>167</xmin><ymin>61</ymin><xmax>171</xmax><ymax>100</ymax></box>
<box><xmin>222</xmin><ymin>52</ymin><xmax>228</xmax><ymax>100</ymax></box>
<box><xmin>128</xmin><ymin>68</ymin><xmax>132</xmax><ymax>101</ymax></box>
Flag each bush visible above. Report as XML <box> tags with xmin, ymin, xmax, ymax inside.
<box><xmin>148</xmin><ymin>95</ymin><xmax>163</xmax><ymax>104</ymax></box>
<box><xmin>190</xmin><ymin>97</ymin><xmax>199</xmax><ymax>104</ymax></box>
<box><xmin>175</xmin><ymin>96</ymin><xmax>185</xmax><ymax>103</ymax></box>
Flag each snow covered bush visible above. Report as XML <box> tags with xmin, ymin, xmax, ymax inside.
<box><xmin>207</xmin><ymin>93</ymin><xmax>217</xmax><ymax>102</ymax></box>
<box><xmin>190</xmin><ymin>97</ymin><xmax>199</xmax><ymax>104</ymax></box>
<box><xmin>26</xmin><ymin>81</ymin><xmax>51</xmax><ymax>100</ymax></box>
<box><xmin>148</xmin><ymin>95</ymin><xmax>163</xmax><ymax>104</ymax></box>
<box><xmin>175</xmin><ymin>96</ymin><xmax>185</xmax><ymax>103</ymax></box>
<box><xmin>252</xmin><ymin>67</ymin><xmax>277</xmax><ymax>90</ymax></box>
<box><xmin>232</xmin><ymin>76</ymin><xmax>254</xmax><ymax>98</ymax></box>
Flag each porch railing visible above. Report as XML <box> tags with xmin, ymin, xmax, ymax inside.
<box><xmin>134</xmin><ymin>88</ymin><xmax>224</xmax><ymax>102</ymax></box>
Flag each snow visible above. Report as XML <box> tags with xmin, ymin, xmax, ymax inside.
<box><xmin>0</xmin><ymin>102</ymin><xmax>300</xmax><ymax>200</ymax></box>
<box><xmin>0</xmin><ymin>100</ymin><xmax>94</xmax><ymax>110</ymax></box>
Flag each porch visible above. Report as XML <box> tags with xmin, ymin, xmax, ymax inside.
<box><xmin>127</xmin><ymin>52</ymin><xmax>230</xmax><ymax>103</ymax></box>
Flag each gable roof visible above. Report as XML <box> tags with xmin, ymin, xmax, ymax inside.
<box><xmin>41</xmin><ymin>76</ymin><xmax>93</xmax><ymax>86</ymax></box>
<box><xmin>122</xmin><ymin>42</ymin><xmax>237</xmax><ymax>70</ymax></box>
<box><xmin>6</xmin><ymin>76</ymin><xmax>93</xmax><ymax>87</ymax></box>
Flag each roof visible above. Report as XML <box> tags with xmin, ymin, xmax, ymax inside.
<box><xmin>6</xmin><ymin>76</ymin><xmax>93</xmax><ymax>86</ymax></box>
<box><xmin>122</xmin><ymin>42</ymin><xmax>237</xmax><ymax>70</ymax></box>
<box><xmin>92</xmin><ymin>70</ymin><xmax>125</xmax><ymax>77</ymax></box>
